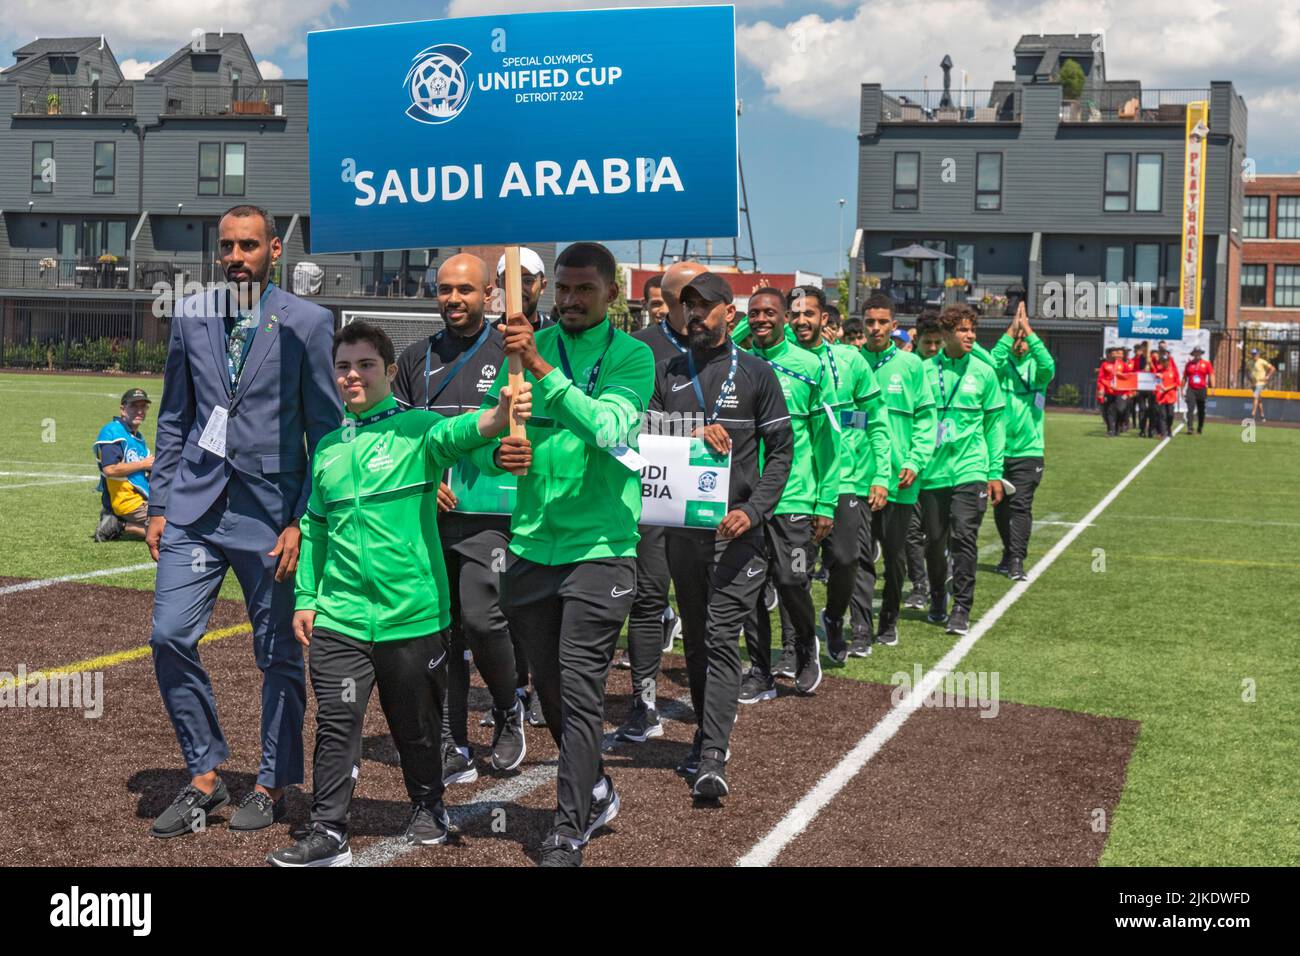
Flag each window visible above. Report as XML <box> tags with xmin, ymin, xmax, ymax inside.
<box><xmin>93</xmin><ymin>141</ymin><xmax>115</xmax><ymax>194</ymax></box>
<box><xmin>1277</xmin><ymin>197</ymin><xmax>1300</xmax><ymax>239</ymax></box>
<box><xmin>956</xmin><ymin>243</ymin><xmax>975</xmax><ymax>282</ymax></box>
<box><xmin>1241</xmin><ymin>264</ymin><xmax>1267</xmax><ymax>306</ymax></box>
<box><xmin>1276</xmin><ymin>266</ymin><xmax>1300</xmax><ymax>307</ymax></box>
<box><xmin>1135</xmin><ymin>154</ymin><xmax>1162</xmax><ymax>212</ymax></box>
<box><xmin>198</xmin><ymin>143</ymin><xmax>221</xmax><ymax>195</ymax></box>
<box><xmin>1104</xmin><ymin>154</ymin><xmax>1130</xmax><ymax>211</ymax></box>
<box><xmin>1104</xmin><ymin>246</ymin><xmax>1124</xmax><ymax>309</ymax></box>
<box><xmin>223</xmin><ymin>143</ymin><xmax>245</xmax><ymax>196</ymax></box>
<box><xmin>893</xmin><ymin>152</ymin><xmax>919</xmax><ymax>210</ymax></box>
<box><xmin>975</xmin><ymin>153</ymin><xmax>1002</xmax><ymax>210</ymax></box>
<box><xmin>1135</xmin><ymin>244</ymin><xmax>1160</xmax><ymax>291</ymax></box>
<box><xmin>1243</xmin><ymin>196</ymin><xmax>1269</xmax><ymax>238</ymax></box>
<box><xmin>32</xmin><ymin>141</ymin><xmax>53</xmax><ymax>194</ymax></box>
<box><xmin>106</xmin><ymin>221</ymin><xmax>127</xmax><ymax>258</ymax></box>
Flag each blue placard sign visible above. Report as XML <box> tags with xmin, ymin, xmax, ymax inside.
<box><xmin>307</xmin><ymin>5</ymin><xmax>739</xmax><ymax>252</ymax></box>
<box><xmin>1117</xmin><ymin>305</ymin><xmax>1185</xmax><ymax>340</ymax></box>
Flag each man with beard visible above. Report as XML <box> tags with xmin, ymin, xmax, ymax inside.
<box><xmin>144</xmin><ymin>205</ymin><xmax>341</xmax><ymax>838</ymax></box>
<box><xmin>393</xmin><ymin>253</ymin><xmax>530</xmax><ymax>784</ymax></box>
<box><xmin>650</xmin><ymin>272</ymin><xmax>793</xmax><ymax>796</ymax></box>
<box><xmin>612</xmin><ymin>260</ymin><xmax>704</xmax><ymax>742</ymax></box>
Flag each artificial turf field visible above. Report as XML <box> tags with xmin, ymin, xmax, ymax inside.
<box><xmin>0</xmin><ymin>370</ymin><xmax>1296</xmax><ymax>866</ymax></box>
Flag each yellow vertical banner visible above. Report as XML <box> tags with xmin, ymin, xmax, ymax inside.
<box><xmin>1180</xmin><ymin>101</ymin><xmax>1210</xmax><ymax>329</ymax></box>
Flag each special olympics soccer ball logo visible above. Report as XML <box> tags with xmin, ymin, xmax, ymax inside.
<box><xmin>404</xmin><ymin>44</ymin><xmax>473</xmax><ymax>125</ymax></box>
<box><xmin>698</xmin><ymin>471</ymin><xmax>719</xmax><ymax>493</ymax></box>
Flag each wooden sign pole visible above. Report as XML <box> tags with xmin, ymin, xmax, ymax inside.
<box><xmin>503</xmin><ymin>245</ymin><xmax>527</xmax><ymax>439</ymax></box>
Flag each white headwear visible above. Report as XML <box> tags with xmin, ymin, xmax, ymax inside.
<box><xmin>496</xmin><ymin>247</ymin><xmax>546</xmax><ymax>278</ymax></box>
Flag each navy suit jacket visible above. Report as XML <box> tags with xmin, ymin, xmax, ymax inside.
<box><xmin>149</xmin><ymin>284</ymin><xmax>341</xmax><ymax>529</ymax></box>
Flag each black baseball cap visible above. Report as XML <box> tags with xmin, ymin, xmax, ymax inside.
<box><xmin>120</xmin><ymin>388</ymin><xmax>151</xmax><ymax>405</ymax></box>
<box><xmin>1191</xmin><ymin>346</ymin><xmax>1204</xmax><ymax>354</ymax></box>
<box><xmin>682</xmin><ymin>272</ymin><xmax>734</xmax><ymax>305</ymax></box>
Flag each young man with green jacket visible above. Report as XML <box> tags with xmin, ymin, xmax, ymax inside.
<box><xmin>739</xmin><ymin>287</ymin><xmax>838</xmax><ymax>700</ymax></box>
<box><xmin>269</xmin><ymin>322</ymin><xmax>530</xmax><ymax>867</ymax></box>
<box><xmin>860</xmin><ymin>293</ymin><xmax>937</xmax><ymax>649</ymax></box>
<box><xmin>916</xmin><ymin>305</ymin><xmax>1006</xmax><ymax>637</ymax></box>
<box><xmin>971</xmin><ymin>310</ymin><xmax>1055</xmax><ymax>581</ymax></box>
<box><xmin>472</xmin><ymin>242</ymin><xmax>655</xmax><ymax>867</ymax></box>
<box><xmin>788</xmin><ymin>286</ymin><xmax>892</xmax><ymax>664</ymax></box>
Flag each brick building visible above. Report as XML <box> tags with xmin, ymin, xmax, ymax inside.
<box><xmin>1240</xmin><ymin>174</ymin><xmax>1300</xmax><ymax>325</ymax></box>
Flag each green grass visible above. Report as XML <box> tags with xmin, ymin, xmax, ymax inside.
<box><xmin>2</xmin><ymin>371</ymin><xmax>1297</xmax><ymax>864</ymax></box>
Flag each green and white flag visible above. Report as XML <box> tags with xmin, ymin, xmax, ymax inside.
<box><xmin>637</xmin><ymin>434</ymin><xmax>730</xmax><ymax>529</ymax></box>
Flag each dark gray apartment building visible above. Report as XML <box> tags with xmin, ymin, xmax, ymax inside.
<box><xmin>0</xmin><ymin>33</ymin><xmax>554</xmax><ymax>368</ymax></box>
<box><xmin>853</xmin><ymin>33</ymin><xmax>1247</xmax><ymax>333</ymax></box>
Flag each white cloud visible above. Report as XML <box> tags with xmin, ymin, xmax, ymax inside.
<box><xmin>117</xmin><ymin>58</ymin><xmax>161</xmax><ymax>79</ymax></box>
<box><xmin>0</xmin><ymin>0</ymin><xmax>343</xmax><ymax>69</ymax></box>
<box><xmin>257</xmin><ymin>59</ymin><xmax>284</xmax><ymax>79</ymax></box>
<box><xmin>735</xmin><ymin>0</ymin><xmax>1300</xmax><ymax>166</ymax></box>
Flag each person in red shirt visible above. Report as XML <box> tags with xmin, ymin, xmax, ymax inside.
<box><xmin>1120</xmin><ymin>347</ymin><xmax>1139</xmax><ymax>432</ymax></box>
<box><xmin>1183</xmin><ymin>347</ymin><xmax>1214</xmax><ymax>434</ymax></box>
<box><xmin>1097</xmin><ymin>347</ymin><xmax>1127</xmax><ymax>437</ymax></box>
<box><xmin>1149</xmin><ymin>342</ymin><xmax>1180</xmax><ymax>438</ymax></box>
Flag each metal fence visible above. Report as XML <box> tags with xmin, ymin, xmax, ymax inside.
<box><xmin>17</xmin><ymin>84</ymin><xmax>134</xmax><ymax>116</ymax></box>
<box><xmin>881</xmin><ymin>89</ymin><xmax>1018</xmax><ymax>123</ymax></box>
<box><xmin>0</xmin><ymin>297</ymin><xmax>170</xmax><ymax>373</ymax></box>
<box><xmin>163</xmin><ymin>83</ymin><xmax>285</xmax><ymax>117</ymax></box>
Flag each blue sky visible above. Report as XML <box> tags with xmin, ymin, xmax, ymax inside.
<box><xmin>6</xmin><ymin>0</ymin><xmax>1298</xmax><ymax>275</ymax></box>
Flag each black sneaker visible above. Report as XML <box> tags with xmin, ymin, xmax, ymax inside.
<box><xmin>150</xmin><ymin>779</ymin><xmax>230</xmax><ymax>839</ymax></box>
<box><xmin>946</xmin><ymin>607</ymin><xmax>971</xmax><ymax>636</ymax></box>
<box><xmin>795</xmin><ymin>638</ymin><xmax>823</xmax><ymax>696</ymax></box>
<box><xmin>1008</xmin><ymin>557</ymin><xmax>1027</xmax><ymax>581</ymax></box>
<box><xmin>994</xmin><ymin>553</ymin><xmax>1011</xmax><ymax>576</ymax></box>
<box><xmin>613</xmin><ymin>650</ymin><xmax>631</xmax><ymax>670</ymax></box>
<box><xmin>676</xmin><ymin>729</ymin><xmax>704</xmax><ymax>777</ymax></box>
<box><xmin>874</xmin><ymin>622</ymin><xmax>899</xmax><ymax>647</ymax></box>
<box><xmin>811</xmin><ymin>566</ymin><xmax>828</xmax><ymax>583</ymax></box>
<box><xmin>764</xmin><ymin>582</ymin><xmax>779</xmax><ymax>612</ymax></box>
<box><xmin>93</xmin><ymin>511</ymin><xmax>124</xmax><ymax>543</ymax></box>
<box><xmin>737</xmin><ymin>668</ymin><xmax>776</xmax><ymax>705</ymax></box>
<box><xmin>615</xmin><ymin>698</ymin><xmax>663</xmax><ymax>742</ymax></box>
<box><xmin>584</xmin><ymin>774</ymin><xmax>620</xmax><ymax>841</ymax></box>
<box><xmin>662</xmin><ymin>608</ymin><xmax>682</xmax><ymax>653</ymax></box>
<box><xmin>267</xmin><ymin>824</ymin><xmax>351</xmax><ymax>867</ymax></box>
<box><xmin>538</xmin><ymin>831</ymin><xmax>583</xmax><ymax>867</ymax></box>
<box><xmin>405</xmin><ymin>801</ymin><xmax>451</xmax><ymax>846</ymax></box>
<box><xmin>230</xmin><ymin>789</ymin><xmax>285</xmax><ymax>831</ymax></box>
<box><xmin>525</xmin><ymin>688</ymin><xmax>546</xmax><ymax>727</ymax></box>
<box><xmin>926</xmin><ymin>598</ymin><xmax>949</xmax><ymax>626</ymax></box>
<box><xmin>903</xmin><ymin>588</ymin><xmax>929</xmax><ymax>610</ymax></box>
<box><xmin>441</xmin><ymin>744</ymin><xmax>478</xmax><ymax>786</ymax></box>
<box><xmin>821</xmin><ymin>608</ymin><xmax>847</xmax><ymax>664</ymax></box>
<box><xmin>692</xmin><ymin>754</ymin><xmax>729</xmax><ymax>799</ymax></box>
<box><xmin>848</xmin><ymin>635</ymin><xmax>873</xmax><ymax>657</ymax></box>
<box><xmin>479</xmin><ymin>711</ymin><xmax>495</xmax><ymax>727</ymax></box>
<box><xmin>773</xmin><ymin>646</ymin><xmax>797</xmax><ymax>679</ymax></box>
<box><xmin>490</xmin><ymin>699</ymin><xmax>527</xmax><ymax>771</ymax></box>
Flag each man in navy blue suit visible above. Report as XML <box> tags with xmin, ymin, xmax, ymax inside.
<box><xmin>145</xmin><ymin>205</ymin><xmax>341</xmax><ymax>838</ymax></box>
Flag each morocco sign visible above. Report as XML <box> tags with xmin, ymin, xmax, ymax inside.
<box><xmin>306</xmin><ymin>5</ymin><xmax>740</xmax><ymax>251</ymax></box>
<box><xmin>1179</xmin><ymin>101</ymin><xmax>1210</xmax><ymax>329</ymax></box>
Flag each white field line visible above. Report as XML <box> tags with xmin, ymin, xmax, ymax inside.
<box><xmin>737</xmin><ymin>425</ymin><xmax>1182</xmax><ymax>868</ymax></box>
<box><xmin>0</xmin><ymin>471</ymin><xmax>100</xmax><ymax>480</ymax></box>
<box><xmin>0</xmin><ymin>562</ymin><xmax>157</xmax><ymax>596</ymax></box>
<box><xmin>0</xmin><ymin>477</ymin><xmax>97</xmax><ymax>491</ymax></box>
<box><xmin>353</xmin><ymin>695</ymin><xmax>695</xmax><ymax>867</ymax></box>
<box><xmin>0</xmin><ymin>460</ymin><xmax>103</xmax><ymax>469</ymax></box>
<box><xmin>1099</xmin><ymin>513</ymin><xmax>1300</xmax><ymax>530</ymax></box>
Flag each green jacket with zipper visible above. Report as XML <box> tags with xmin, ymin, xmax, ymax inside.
<box><xmin>294</xmin><ymin>394</ymin><xmax>492</xmax><ymax>642</ymax></box>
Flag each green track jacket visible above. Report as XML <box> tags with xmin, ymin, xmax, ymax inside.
<box><xmin>920</xmin><ymin>349</ymin><xmax>1006</xmax><ymax>490</ymax></box>
<box><xmin>471</xmin><ymin>316</ymin><xmax>655</xmax><ymax>566</ymax></box>
<box><xmin>751</xmin><ymin>335</ymin><xmax>838</xmax><ymax>518</ymax></box>
<box><xmin>295</xmin><ymin>394</ymin><xmax>492</xmax><ymax>642</ymax></box>
<box><xmin>862</xmin><ymin>343</ymin><xmax>936</xmax><ymax>505</ymax></box>
<box><xmin>802</xmin><ymin>340</ymin><xmax>892</xmax><ymax>496</ymax></box>
<box><xmin>977</xmin><ymin>334</ymin><xmax>1055</xmax><ymax>459</ymax></box>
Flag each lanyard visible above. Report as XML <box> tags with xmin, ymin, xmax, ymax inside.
<box><xmin>934</xmin><ymin>355</ymin><xmax>960</xmax><ymax>413</ymax></box>
<box><xmin>821</xmin><ymin>345</ymin><xmax>840</xmax><ymax>391</ymax></box>
<box><xmin>1012</xmin><ymin>358</ymin><xmax>1037</xmax><ymax>395</ymax></box>
<box><xmin>423</xmin><ymin>322</ymin><xmax>490</xmax><ymax>409</ymax></box>
<box><xmin>659</xmin><ymin>320</ymin><xmax>688</xmax><ymax>355</ymax></box>
<box><xmin>765</xmin><ymin>359</ymin><xmax>817</xmax><ymax>389</ymax></box>
<box><xmin>557</xmin><ymin>323</ymin><xmax>615</xmax><ymax>397</ymax></box>
<box><xmin>866</xmin><ymin>346</ymin><xmax>898</xmax><ymax>374</ymax></box>
<box><xmin>349</xmin><ymin>405</ymin><xmax>403</xmax><ymax>429</ymax></box>
<box><xmin>686</xmin><ymin>342</ymin><xmax>738</xmax><ymax>425</ymax></box>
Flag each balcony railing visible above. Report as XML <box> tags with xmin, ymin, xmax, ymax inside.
<box><xmin>17</xmin><ymin>84</ymin><xmax>134</xmax><ymax>116</ymax></box>
<box><xmin>162</xmin><ymin>83</ymin><xmax>285</xmax><ymax>117</ymax></box>
<box><xmin>1061</xmin><ymin>89</ymin><xmax>1211</xmax><ymax>124</ymax></box>
<box><xmin>882</xmin><ymin>89</ymin><xmax>1020</xmax><ymax>123</ymax></box>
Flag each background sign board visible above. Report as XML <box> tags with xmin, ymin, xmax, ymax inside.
<box><xmin>1179</xmin><ymin>101</ymin><xmax>1210</xmax><ymax>329</ymax></box>
<box><xmin>307</xmin><ymin>6</ymin><xmax>739</xmax><ymax>252</ymax></box>
<box><xmin>1117</xmin><ymin>304</ymin><xmax>1185</xmax><ymax>340</ymax></box>
<box><xmin>1105</xmin><ymin>326</ymin><xmax>1210</xmax><ymax>409</ymax></box>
